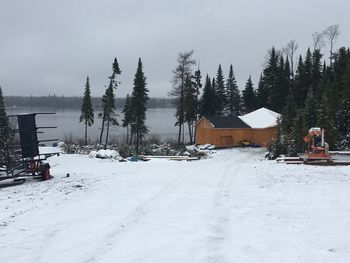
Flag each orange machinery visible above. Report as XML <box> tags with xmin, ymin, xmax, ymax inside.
<box><xmin>303</xmin><ymin>127</ymin><xmax>331</xmax><ymax>160</ymax></box>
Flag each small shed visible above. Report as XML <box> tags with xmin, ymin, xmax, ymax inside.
<box><xmin>195</xmin><ymin>108</ymin><xmax>280</xmax><ymax>147</ymax></box>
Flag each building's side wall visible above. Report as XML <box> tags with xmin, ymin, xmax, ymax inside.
<box><xmin>209</xmin><ymin>129</ymin><xmax>253</xmax><ymax>146</ymax></box>
<box><xmin>195</xmin><ymin>119</ymin><xmax>277</xmax><ymax>147</ymax></box>
<box><xmin>196</xmin><ymin>118</ymin><xmax>213</xmax><ymax>129</ymax></box>
<box><xmin>195</xmin><ymin>127</ymin><xmax>216</xmax><ymax>145</ymax></box>
<box><xmin>195</xmin><ymin>126</ymin><xmax>253</xmax><ymax>146</ymax></box>
<box><xmin>195</xmin><ymin>118</ymin><xmax>216</xmax><ymax>145</ymax></box>
<box><xmin>251</xmin><ymin>127</ymin><xmax>277</xmax><ymax>147</ymax></box>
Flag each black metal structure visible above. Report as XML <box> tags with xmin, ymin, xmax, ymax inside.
<box><xmin>0</xmin><ymin>113</ymin><xmax>59</xmax><ymax>186</ymax></box>
<box><xmin>18</xmin><ymin>114</ymin><xmax>40</xmax><ymax>158</ymax></box>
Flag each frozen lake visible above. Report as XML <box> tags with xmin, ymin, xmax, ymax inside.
<box><xmin>6</xmin><ymin>107</ymin><xmax>186</xmax><ymax>143</ymax></box>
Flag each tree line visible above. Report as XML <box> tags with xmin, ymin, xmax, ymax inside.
<box><xmin>79</xmin><ymin>58</ymin><xmax>149</xmax><ymax>154</ymax></box>
<box><xmin>169</xmin><ymin>51</ymin><xmax>259</xmax><ymax>144</ymax></box>
<box><xmin>264</xmin><ymin>25</ymin><xmax>350</xmax><ymax>157</ymax></box>
<box><xmin>169</xmin><ymin>24</ymin><xmax>350</xmax><ymax>154</ymax></box>
<box><xmin>4</xmin><ymin>96</ymin><xmax>174</xmax><ymax>110</ymax></box>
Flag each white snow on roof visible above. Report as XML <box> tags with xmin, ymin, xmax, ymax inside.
<box><xmin>238</xmin><ymin>107</ymin><xmax>281</xmax><ymax>129</ymax></box>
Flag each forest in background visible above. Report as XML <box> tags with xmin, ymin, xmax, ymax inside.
<box><xmin>169</xmin><ymin>25</ymin><xmax>350</xmax><ymax>152</ymax></box>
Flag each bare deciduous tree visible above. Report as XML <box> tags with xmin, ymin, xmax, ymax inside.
<box><xmin>323</xmin><ymin>24</ymin><xmax>340</xmax><ymax>66</ymax></box>
<box><xmin>282</xmin><ymin>40</ymin><xmax>298</xmax><ymax>77</ymax></box>
<box><xmin>312</xmin><ymin>31</ymin><xmax>325</xmax><ymax>51</ymax></box>
<box><xmin>169</xmin><ymin>50</ymin><xmax>196</xmax><ymax>144</ymax></box>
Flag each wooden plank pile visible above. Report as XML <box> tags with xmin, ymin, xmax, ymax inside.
<box><xmin>277</xmin><ymin>154</ymin><xmax>350</xmax><ymax>166</ymax></box>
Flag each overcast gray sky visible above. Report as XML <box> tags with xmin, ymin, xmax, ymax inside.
<box><xmin>0</xmin><ymin>0</ymin><xmax>349</xmax><ymax>98</ymax></box>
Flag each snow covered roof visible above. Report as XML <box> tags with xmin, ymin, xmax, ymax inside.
<box><xmin>238</xmin><ymin>107</ymin><xmax>281</xmax><ymax>129</ymax></box>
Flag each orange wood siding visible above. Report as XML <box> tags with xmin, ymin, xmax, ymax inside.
<box><xmin>195</xmin><ymin>117</ymin><xmax>277</xmax><ymax>147</ymax></box>
<box><xmin>251</xmin><ymin>127</ymin><xmax>277</xmax><ymax>147</ymax></box>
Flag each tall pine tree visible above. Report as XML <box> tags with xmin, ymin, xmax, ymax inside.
<box><xmin>257</xmin><ymin>47</ymin><xmax>279</xmax><ymax>110</ymax></box>
<box><xmin>79</xmin><ymin>76</ymin><xmax>94</xmax><ymax>145</ymax></box>
<box><xmin>199</xmin><ymin>75</ymin><xmax>216</xmax><ymax>117</ymax></box>
<box><xmin>317</xmin><ymin>94</ymin><xmax>337</xmax><ymax>149</ymax></box>
<box><xmin>129</xmin><ymin>58</ymin><xmax>149</xmax><ymax>154</ymax></box>
<box><xmin>99</xmin><ymin>58</ymin><xmax>121</xmax><ymax>149</ymax></box>
<box><xmin>304</xmin><ymin>89</ymin><xmax>318</xmax><ymax>129</ymax></box>
<box><xmin>281</xmin><ymin>87</ymin><xmax>296</xmax><ymax>134</ymax></box>
<box><xmin>193</xmin><ymin>68</ymin><xmax>202</xmax><ymax>120</ymax></box>
<box><xmin>122</xmin><ymin>94</ymin><xmax>132</xmax><ymax>144</ymax></box>
<box><xmin>215</xmin><ymin>64</ymin><xmax>226</xmax><ymax>116</ymax></box>
<box><xmin>225</xmin><ymin>64</ymin><xmax>240</xmax><ymax>116</ymax></box>
<box><xmin>242</xmin><ymin>76</ymin><xmax>256</xmax><ymax>113</ymax></box>
<box><xmin>184</xmin><ymin>76</ymin><xmax>197</xmax><ymax>144</ymax></box>
<box><xmin>0</xmin><ymin>87</ymin><xmax>13</xmax><ymax>166</ymax></box>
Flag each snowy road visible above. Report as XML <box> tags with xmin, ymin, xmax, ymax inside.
<box><xmin>1</xmin><ymin>149</ymin><xmax>350</xmax><ymax>263</ymax></box>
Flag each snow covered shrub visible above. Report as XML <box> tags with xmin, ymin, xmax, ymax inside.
<box><xmin>337</xmin><ymin>134</ymin><xmax>350</xmax><ymax>150</ymax></box>
<box><xmin>266</xmin><ymin>120</ymin><xmax>287</xmax><ymax>159</ymax></box>
<box><xmin>267</xmin><ymin>137</ymin><xmax>283</xmax><ymax>159</ymax></box>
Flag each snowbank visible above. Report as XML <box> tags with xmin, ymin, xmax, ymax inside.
<box><xmin>92</xmin><ymin>149</ymin><xmax>119</xmax><ymax>159</ymax></box>
<box><xmin>1</xmin><ymin>149</ymin><xmax>349</xmax><ymax>263</ymax></box>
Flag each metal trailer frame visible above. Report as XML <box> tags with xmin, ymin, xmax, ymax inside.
<box><xmin>0</xmin><ymin>113</ymin><xmax>59</xmax><ymax>185</ymax></box>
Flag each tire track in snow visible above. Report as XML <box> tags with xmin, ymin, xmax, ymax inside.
<box><xmin>84</xmin><ymin>175</ymin><xmax>187</xmax><ymax>263</ymax></box>
<box><xmin>207</xmin><ymin>151</ymin><xmax>249</xmax><ymax>263</ymax></box>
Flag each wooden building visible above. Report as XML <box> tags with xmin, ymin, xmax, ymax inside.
<box><xmin>195</xmin><ymin>108</ymin><xmax>280</xmax><ymax>147</ymax></box>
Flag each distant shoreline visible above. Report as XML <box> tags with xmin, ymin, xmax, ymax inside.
<box><xmin>4</xmin><ymin>96</ymin><xmax>175</xmax><ymax>109</ymax></box>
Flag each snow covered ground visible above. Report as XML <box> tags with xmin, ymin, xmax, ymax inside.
<box><xmin>1</xmin><ymin>148</ymin><xmax>350</xmax><ymax>263</ymax></box>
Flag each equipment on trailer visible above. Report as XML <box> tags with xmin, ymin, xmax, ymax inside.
<box><xmin>303</xmin><ymin>127</ymin><xmax>331</xmax><ymax>161</ymax></box>
<box><xmin>0</xmin><ymin>113</ymin><xmax>59</xmax><ymax>186</ymax></box>
<box><xmin>277</xmin><ymin>127</ymin><xmax>350</xmax><ymax>165</ymax></box>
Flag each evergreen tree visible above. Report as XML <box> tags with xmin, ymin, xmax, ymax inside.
<box><xmin>303</xmin><ymin>48</ymin><xmax>313</xmax><ymax>103</ymax></box>
<box><xmin>122</xmin><ymin>94</ymin><xmax>132</xmax><ymax>144</ymax></box>
<box><xmin>99</xmin><ymin>58</ymin><xmax>121</xmax><ymax>149</ymax></box>
<box><xmin>129</xmin><ymin>58</ymin><xmax>149</xmax><ymax>154</ymax></box>
<box><xmin>199</xmin><ymin>75</ymin><xmax>216</xmax><ymax>117</ymax></box>
<box><xmin>293</xmin><ymin>55</ymin><xmax>305</xmax><ymax>107</ymax></box>
<box><xmin>286</xmin><ymin>110</ymin><xmax>306</xmax><ymax>156</ymax></box>
<box><xmin>284</xmin><ymin>56</ymin><xmax>293</xmax><ymax>82</ymax></box>
<box><xmin>281</xmin><ymin>88</ymin><xmax>296</xmax><ymax>134</ymax></box>
<box><xmin>311</xmin><ymin>49</ymin><xmax>323</xmax><ymax>96</ymax></box>
<box><xmin>193</xmin><ymin>68</ymin><xmax>202</xmax><ymax>120</ymax></box>
<box><xmin>329</xmin><ymin>47</ymin><xmax>350</xmax><ymax>115</ymax></box>
<box><xmin>336</xmin><ymin>98</ymin><xmax>350</xmax><ymax>149</ymax></box>
<box><xmin>257</xmin><ymin>47</ymin><xmax>279</xmax><ymax>110</ymax></box>
<box><xmin>317</xmin><ymin>94</ymin><xmax>337</xmax><ymax>149</ymax></box>
<box><xmin>270</xmin><ymin>55</ymin><xmax>289</xmax><ymax>113</ymax></box>
<box><xmin>256</xmin><ymin>73</ymin><xmax>267</xmax><ymax>108</ymax></box>
<box><xmin>215</xmin><ymin>64</ymin><xmax>226</xmax><ymax>116</ymax></box>
<box><xmin>342</xmin><ymin>51</ymin><xmax>350</xmax><ymax>99</ymax></box>
<box><xmin>0</xmin><ymin>87</ymin><xmax>13</xmax><ymax>166</ymax></box>
<box><xmin>184</xmin><ymin>76</ymin><xmax>197</xmax><ymax>144</ymax></box>
<box><xmin>242</xmin><ymin>76</ymin><xmax>256</xmax><ymax>113</ymax></box>
<box><xmin>225</xmin><ymin>64</ymin><xmax>240</xmax><ymax>116</ymax></box>
<box><xmin>267</xmin><ymin>118</ymin><xmax>286</xmax><ymax>159</ymax></box>
<box><xmin>79</xmin><ymin>76</ymin><xmax>94</xmax><ymax>145</ymax></box>
<box><xmin>335</xmin><ymin>53</ymin><xmax>350</xmax><ymax>149</ymax></box>
<box><xmin>304</xmin><ymin>89</ymin><xmax>318</xmax><ymax>129</ymax></box>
